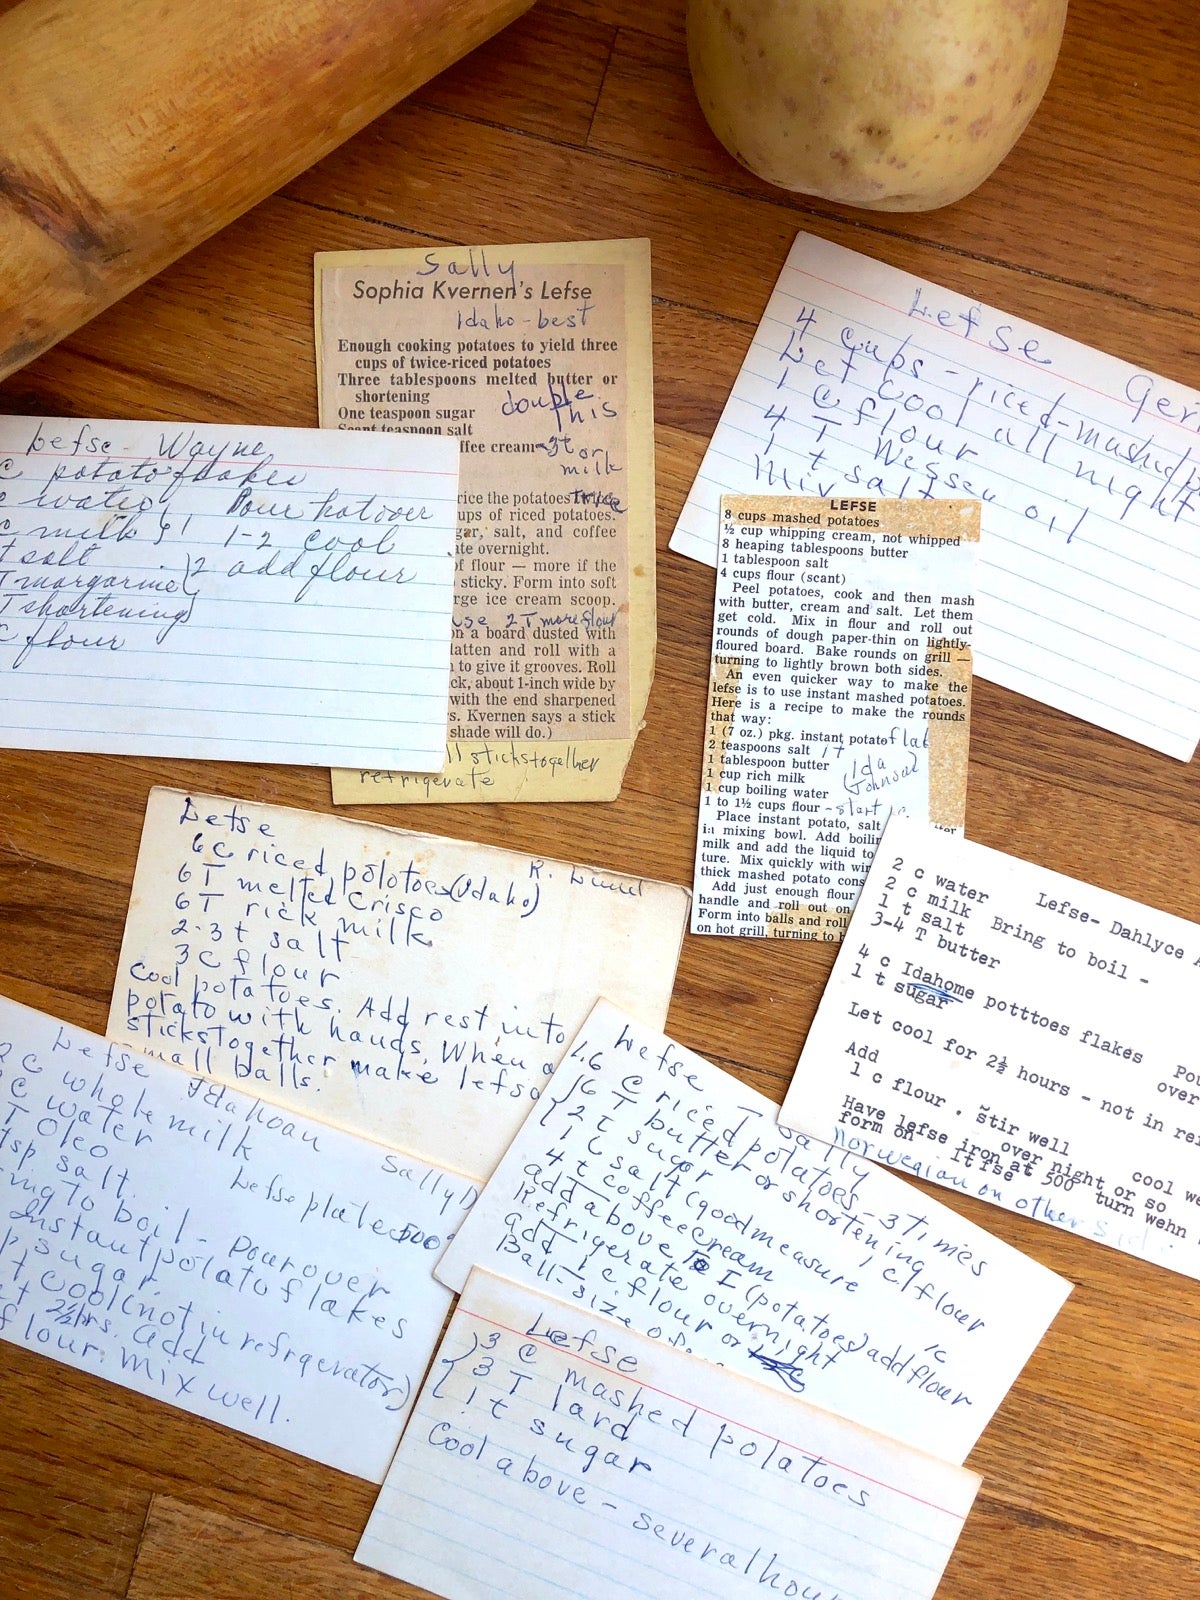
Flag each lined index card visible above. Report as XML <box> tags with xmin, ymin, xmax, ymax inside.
<box><xmin>670</xmin><ymin>231</ymin><xmax>1200</xmax><ymax>758</ymax></box>
<box><xmin>437</xmin><ymin>1000</ymin><xmax>1070</xmax><ymax>1464</ymax></box>
<box><xmin>356</xmin><ymin>1269</ymin><xmax>981</xmax><ymax>1600</ymax></box>
<box><xmin>0</xmin><ymin>416</ymin><xmax>458</xmax><ymax>767</ymax></box>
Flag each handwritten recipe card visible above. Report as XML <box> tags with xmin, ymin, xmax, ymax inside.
<box><xmin>438</xmin><ymin>1000</ymin><xmax>1070</xmax><ymax>1463</ymax></box>
<box><xmin>356</xmin><ymin>1269</ymin><xmax>981</xmax><ymax>1600</ymax></box>
<box><xmin>696</xmin><ymin>494</ymin><xmax>977</xmax><ymax>939</ymax></box>
<box><xmin>671</xmin><ymin>231</ymin><xmax>1200</xmax><ymax>758</ymax></box>
<box><xmin>0</xmin><ymin>416</ymin><xmax>458</xmax><ymax>766</ymax></box>
<box><xmin>0</xmin><ymin>993</ymin><xmax>476</xmax><ymax>1480</ymax></box>
<box><xmin>780</xmin><ymin>816</ymin><xmax>1200</xmax><ymax>1276</ymax></box>
<box><xmin>316</xmin><ymin>240</ymin><xmax>656</xmax><ymax>802</ymax></box>
<box><xmin>109</xmin><ymin>789</ymin><xmax>689</xmax><ymax>1182</ymax></box>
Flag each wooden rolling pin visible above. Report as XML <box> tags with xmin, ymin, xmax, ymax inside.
<box><xmin>0</xmin><ymin>0</ymin><xmax>536</xmax><ymax>381</ymax></box>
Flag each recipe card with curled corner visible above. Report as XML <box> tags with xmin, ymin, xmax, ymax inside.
<box><xmin>355</xmin><ymin>1268</ymin><xmax>981</xmax><ymax>1600</ymax></box>
<box><xmin>694</xmin><ymin>494</ymin><xmax>977</xmax><ymax>940</ymax></box>
<box><xmin>779</xmin><ymin>814</ymin><xmax>1200</xmax><ymax>1279</ymax></box>
<box><xmin>315</xmin><ymin>239</ymin><xmax>656</xmax><ymax>804</ymax></box>
<box><xmin>435</xmin><ymin>1000</ymin><xmax>1070</xmax><ymax>1464</ymax></box>
<box><xmin>670</xmin><ymin>229</ymin><xmax>1200</xmax><ymax>760</ymax></box>
<box><xmin>107</xmin><ymin>789</ymin><xmax>689</xmax><ymax>1184</ymax></box>
<box><xmin>0</xmin><ymin>415</ymin><xmax>458</xmax><ymax>768</ymax></box>
<box><xmin>0</xmin><ymin>992</ymin><xmax>477</xmax><ymax>1480</ymax></box>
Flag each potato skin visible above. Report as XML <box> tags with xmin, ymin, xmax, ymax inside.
<box><xmin>687</xmin><ymin>0</ymin><xmax>1068</xmax><ymax>211</ymax></box>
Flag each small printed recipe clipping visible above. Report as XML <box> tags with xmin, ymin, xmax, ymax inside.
<box><xmin>694</xmin><ymin>494</ymin><xmax>978</xmax><ymax>939</ymax></box>
<box><xmin>316</xmin><ymin>240</ymin><xmax>655</xmax><ymax>803</ymax></box>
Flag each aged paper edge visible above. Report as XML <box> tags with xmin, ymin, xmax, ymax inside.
<box><xmin>703</xmin><ymin>495</ymin><xmax>978</xmax><ymax>938</ymax></box>
<box><xmin>316</xmin><ymin>239</ymin><xmax>655</xmax><ymax>805</ymax></box>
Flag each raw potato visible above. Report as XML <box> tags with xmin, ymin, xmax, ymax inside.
<box><xmin>687</xmin><ymin>0</ymin><xmax>1068</xmax><ymax>211</ymax></box>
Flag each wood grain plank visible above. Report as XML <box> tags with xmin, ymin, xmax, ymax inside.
<box><xmin>968</xmin><ymin>683</ymin><xmax>1200</xmax><ymax>833</ymax></box>
<box><xmin>975</xmin><ymin>1388</ymin><xmax>1200</xmax><ymax>1555</ymax></box>
<box><xmin>412</xmin><ymin>4</ymin><xmax>616</xmax><ymax>145</ymax></box>
<box><xmin>0</xmin><ymin>1345</ymin><xmax>379</xmax><ymax>1555</ymax></box>
<box><xmin>4</xmin><ymin>144</ymin><xmax>1193</xmax><ymax>456</ymax></box>
<box><xmin>965</xmin><ymin>760</ymin><xmax>1200</xmax><ymax>922</ymax></box>
<box><xmin>0</xmin><ymin>861</ymin><xmax>132</xmax><ymax>1015</ymax></box>
<box><xmin>126</xmin><ymin>1496</ymin><xmax>398</xmax><ymax>1599</ymax></box>
<box><xmin>556</xmin><ymin>1</ymin><xmax>682</xmax><ymax>45</ymax></box>
<box><xmin>0</xmin><ymin>1352</ymin><xmax>148</xmax><ymax>1600</ymax></box>
<box><xmin>941</xmin><ymin>1497</ymin><xmax>1200</xmax><ymax>1600</ymax></box>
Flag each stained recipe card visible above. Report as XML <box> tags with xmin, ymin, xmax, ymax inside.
<box><xmin>356</xmin><ymin>1269</ymin><xmax>981</xmax><ymax>1600</ymax></box>
<box><xmin>0</xmin><ymin>416</ymin><xmax>458</xmax><ymax>767</ymax></box>
<box><xmin>780</xmin><ymin>814</ymin><xmax>1200</xmax><ymax>1277</ymax></box>
<box><xmin>108</xmin><ymin>789</ymin><xmax>689</xmax><ymax>1183</ymax></box>
<box><xmin>671</xmin><ymin>229</ymin><xmax>1200</xmax><ymax>758</ymax></box>
<box><xmin>436</xmin><ymin>1000</ymin><xmax>1070</xmax><ymax>1464</ymax></box>
<box><xmin>695</xmin><ymin>494</ymin><xmax>977</xmax><ymax>939</ymax></box>
<box><xmin>316</xmin><ymin>240</ymin><xmax>656</xmax><ymax>803</ymax></box>
<box><xmin>0</xmin><ymin>993</ymin><xmax>476</xmax><ymax>1480</ymax></box>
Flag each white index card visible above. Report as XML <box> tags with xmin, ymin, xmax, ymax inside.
<box><xmin>0</xmin><ymin>992</ymin><xmax>477</xmax><ymax>1480</ymax></box>
<box><xmin>670</xmin><ymin>230</ymin><xmax>1200</xmax><ymax>758</ymax></box>
<box><xmin>0</xmin><ymin>415</ymin><xmax>458</xmax><ymax>767</ymax></box>
<box><xmin>356</xmin><ymin>1268</ymin><xmax>981</xmax><ymax>1600</ymax></box>
<box><xmin>436</xmin><ymin>1000</ymin><xmax>1070</xmax><ymax>1464</ymax></box>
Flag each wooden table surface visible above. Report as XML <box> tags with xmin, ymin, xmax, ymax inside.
<box><xmin>2</xmin><ymin>2</ymin><xmax>1198</xmax><ymax>1596</ymax></box>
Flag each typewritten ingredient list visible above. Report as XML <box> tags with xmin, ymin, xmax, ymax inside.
<box><xmin>782</xmin><ymin>816</ymin><xmax>1200</xmax><ymax>1276</ymax></box>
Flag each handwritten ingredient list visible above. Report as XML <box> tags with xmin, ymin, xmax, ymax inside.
<box><xmin>437</xmin><ymin>1000</ymin><xmax>1070</xmax><ymax>1464</ymax></box>
<box><xmin>316</xmin><ymin>240</ymin><xmax>656</xmax><ymax>802</ymax></box>
<box><xmin>0</xmin><ymin>416</ymin><xmax>459</xmax><ymax>766</ymax></box>
<box><xmin>671</xmin><ymin>230</ymin><xmax>1200</xmax><ymax>758</ymax></box>
<box><xmin>356</xmin><ymin>1269</ymin><xmax>980</xmax><ymax>1600</ymax></box>
<box><xmin>780</xmin><ymin>816</ymin><xmax>1200</xmax><ymax>1277</ymax></box>
<box><xmin>109</xmin><ymin>789</ymin><xmax>689</xmax><ymax>1182</ymax></box>
<box><xmin>696</xmin><ymin>494</ymin><xmax>977</xmax><ymax>939</ymax></box>
<box><xmin>0</xmin><ymin>993</ymin><xmax>476</xmax><ymax>1480</ymax></box>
